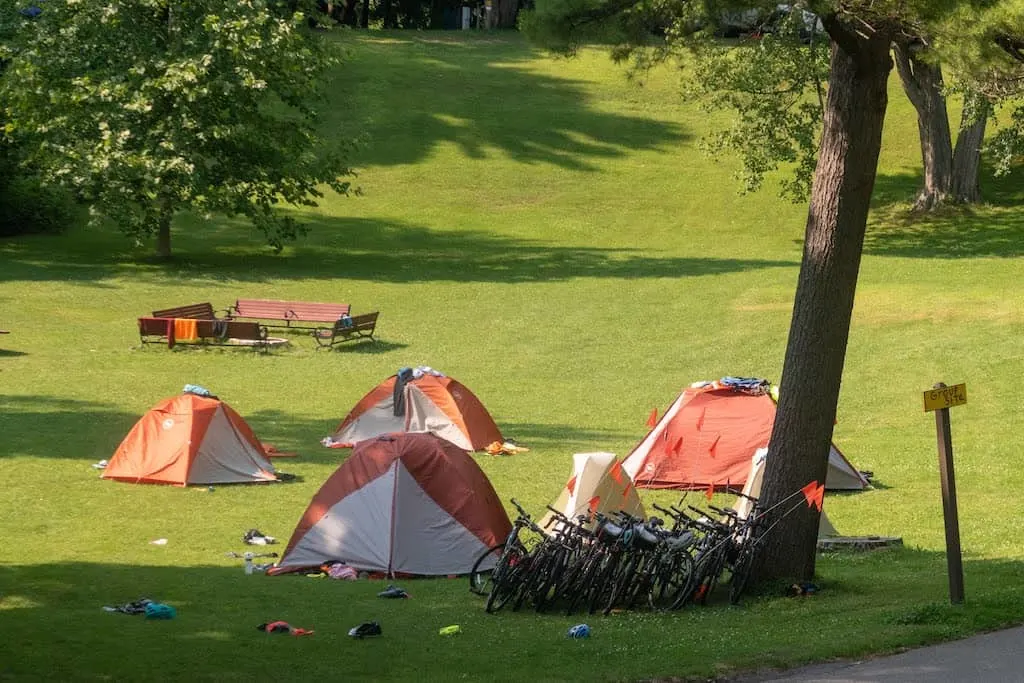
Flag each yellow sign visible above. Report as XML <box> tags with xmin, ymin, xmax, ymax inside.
<box><xmin>923</xmin><ymin>383</ymin><xmax>967</xmax><ymax>412</ymax></box>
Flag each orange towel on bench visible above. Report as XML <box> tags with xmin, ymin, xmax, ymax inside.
<box><xmin>174</xmin><ymin>318</ymin><xmax>198</xmax><ymax>342</ymax></box>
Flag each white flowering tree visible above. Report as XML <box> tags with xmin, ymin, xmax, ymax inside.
<box><xmin>0</xmin><ymin>0</ymin><xmax>352</xmax><ymax>258</ymax></box>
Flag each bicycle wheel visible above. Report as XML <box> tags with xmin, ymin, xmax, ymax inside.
<box><xmin>533</xmin><ymin>545</ymin><xmax>570</xmax><ymax>613</ymax></box>
<box><xmin>604</xmin><ymin>552</ymin><xmax>642</xmax><ymax>615</ymax></box>
<box><xmin>687</xmin><ymin>545</ymin><xmax>726</xmax><ymax>607</ymax></box>
<box><xmin>587</xmin><ymin>552</ymin><xmax>620</xmax><ymax>615</ymax></box>
<box><xmin>728</xmin><ymin>545</ymin><xmax>756</xmax><ymax>605</ymax></box>
<box><xmin>485</xmin><ymin>544</ymin><xmax>526</xmax><ymax>613</ymax></box>
<box><xmin>564</xmin><ymin>549</ymin><xmax>604</xmax><ymax>616</ymax></box>
<box><xmin>469</xmin><ymin>544</ymin><xmax>504</xmax><ymax>596</ymax></box>
<box><xmin>650</xmin><ymin>550</ymin><xmax>696</xmax><ymax>611</ymax></box>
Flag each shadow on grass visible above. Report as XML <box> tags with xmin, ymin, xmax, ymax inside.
<box><xmin>4</xmin><ymin>552</ymin><xmax>1024</xmax><ymax>681</ymax></box>
<box><xmin>0</xmin><ymin>348</ymin><xmax>27</xmax><ymax>357</ymax></box>
<box><xmin>0</xmin><ymin>216</ymin><xmax>799</xmax><ymax>284</ymax></box>
<box><xmin>328</xmin><ymin>32</ymin><xmax>689</xmax><ymax>171</ymax></box>
<box><xmin>498</xmin><ymin>421</ymin><xmax>634</xmax><ymax>450</ymax></box>
<box><xmin>315</xmin><ymin>340</ymin><xmax>408</xmax><ymax>354</ymax></box>
<box><xmin>865</xmin><ymin>166</ymin><xmax>1024</xmax><ymax>259</ymax></box>
<box><xmin>0</xmin><ymin>396</ymin><xmax>139</xmax><ymax>461</ymax></box>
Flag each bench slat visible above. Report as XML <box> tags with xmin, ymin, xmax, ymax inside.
<box><xmin>230</xmin><ymin>299</ymin><xmax>350</xmax><ymax>327</ymax></box>
<box><xmin>152</xmin><ymin>303</ymin><xmax>217</xmax><ymax>320</ymax></box>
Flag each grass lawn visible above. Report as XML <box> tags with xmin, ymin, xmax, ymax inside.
<box><xmin>2</xmin><ymin>30</ymin><xmax>1024</xmax><ymax>682</ymax></box>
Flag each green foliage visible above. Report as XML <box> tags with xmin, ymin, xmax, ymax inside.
<box><xmin>524</xmin><ymin>0</ymin><xmax>831</xmax><ymax>201</ymax></box>
<box><xmin>0</xmin><ymin>143</ymin><xmax>79</xmax><ymax>237</ymax></box>
<box><xmin>0</xmin><ymin>0</ymin><xmax>354</xmax><ymax>254</ymax></box>
<box><xmin>681</xmin><ymin>26</ymin><xmax>829</xmax><ymax>201</ymax></box>
<box><xmin>1</xmin><ymin>34</ymin><xmax>1024</xmax><ymax>680</ymax></box>
<box><xmin>525</xmin><ymin>0</ymin><xmax>1024</xmax><ymax>202</ymax></box>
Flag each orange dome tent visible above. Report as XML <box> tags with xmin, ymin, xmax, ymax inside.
<box><xmin>621</xmin><ymin>379</ymin><xmax>867</xmax><ymax>492</ymax></box>
<box><xmin>102</xmin><ymin>393</ymin><xmax>277</xmax><ymax>486</ymax></box>
<box><xmin>323</xmin><ymin>367</ymin><xmax>502</xmax><ymax>452</ymax></box>
<box><xmin>272</xmin><ymin>432</ymin><xmax>512</xmax><ymax>576</ymax></box>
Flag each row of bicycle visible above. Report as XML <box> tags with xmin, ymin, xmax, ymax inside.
<box><xmin>470</xmin><ymin>495</ymin><xmax>767</xmax><ymax>615</ymax></box>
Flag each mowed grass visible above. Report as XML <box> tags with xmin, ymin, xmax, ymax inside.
<box><xmin>2</xmin><ymin>30</ymin><xmax>1024</xmax><ymax>682</ymax></box>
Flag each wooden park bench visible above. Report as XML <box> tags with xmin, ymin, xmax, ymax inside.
<box><xmin>138</xmin><ymin>317</ymin><xmax>273</xmax><ymax>351</ymax></box>
<box><xmin>152</xmin><ymin>302</ymin><xmax>219</xmax><ymax>320</ymax></box>
<box><xmin>226</xmin><ymin>299</ymin><xmax>350</xmax><ymax>331</ymax></box>
<box><xmin>312</xmin><ymin>312</ymin><xmax>380</xmax><ymax>349</ymax></box>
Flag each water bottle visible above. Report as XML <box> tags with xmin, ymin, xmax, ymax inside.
<box><xmin>244</xmin><ymin>552</ymin><xmax>254</xmax><ymax>575</ymax></box>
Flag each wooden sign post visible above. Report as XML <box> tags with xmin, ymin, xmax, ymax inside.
<box><xmin>923</xmin><ymin>382</ymin><xmax>967</xmax><ymax>605</ymax></box>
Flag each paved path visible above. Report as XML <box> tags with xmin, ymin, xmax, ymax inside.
<box><xmin>735</xmin><ymin>625</ymin><xmax>1024</xmax><ymax>682</ymax></box>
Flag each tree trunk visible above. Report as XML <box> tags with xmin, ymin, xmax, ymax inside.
<box><xmin>756</xmin><ymin>25</ymin><xmax>893</xmax><ymax>583</ymax></box>
<box><xmin>893</xmin><ymin>41</ymin><xmax>953</xmax><ymax>211</ymax></box>
<box><xmin>155</xmin><ymin>199</ymin><xmax>173</xmax><ymax>260</ymax></box>
<box><xmin>952</xmin><ymin>91</ymin><xmax>990</xmax><ymax>203</ymax></box>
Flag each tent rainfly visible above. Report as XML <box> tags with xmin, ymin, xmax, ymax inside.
<box><xmin>102</xmin><ymin>392</ymin><xmax>277</xmax><ymax>486</ymax></box>
<box><xmin>272</xmin><ymin>432</ymin><xmax>511</xmax><ymax>576</ymax></box>
<box><xmin>323</xmin><ymin>367</ymin><xmax>503</xmax><ymax>452</ymax></box>
<box><xmin>622</xmin><ymin>378</ymin><xmax>868</xmax><ymax>491</ymax></box>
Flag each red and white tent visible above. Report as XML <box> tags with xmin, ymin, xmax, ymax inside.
<box><xmin>102</xmin><ymin>393</ymin><xmax>277</xmax><ymax>486</ymax></box>
<box><xmin>622</xmin><ymin>381</ymin><xmax>867</xmax><ymax>491</ymax></box>
<box><xmin>273</xmin><ymin>432</ymin><xmax>511</xmax><ymax>576</ymax></box>
<box><xmin>323</xmin><ymin>368</ymin><xmax>502</xmax><ymax>452</ymax></box>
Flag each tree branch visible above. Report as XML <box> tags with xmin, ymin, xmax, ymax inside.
<box><xmin>819</xmin><ymin>12</ymin><xmax>860</xmax><ymax>57</ymax></box>
<box><xmin>892</xmin><ymin>41</ymin><xmax>926</xmax><ymax>111</ymax></box>
<box><xmin>564</xmin><ymin>0</ymin><xmax>645</xmax><ymax>33</ymax></box>
<box><xmin>995</xmin><ymin>33</ymin><xmax>1024</xmax><ymax>63</ymax></box>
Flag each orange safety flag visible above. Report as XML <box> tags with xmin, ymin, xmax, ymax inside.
<box><xmin>588</xmin><ymin>496</ymin><xmax>601</xmax><ymax>514</ymax></box>
<box><xmin>811</xmin><ymin>484</ymin><xmax>825</xmax><ymax>511</ymax></box>
<box><xmin>566</xmin><ymin>475</ymin><xmax>577</xmax><ymax>496</ymax></box>
<box><xmin>609</xmin><ymin>460</ymin><xmax>624</xmax><ymax>484</ymax></box>
<box><xmin>705</xmin><ymin>482</ymin><xmax>715</xmax><ymax>501</ymax></box>
<box><xmin>622</xmin><ymin>482</ymin><xmax>633</xmax><ymax>500</ymax></box>
<box><xmin>707</xmin><ymin>433</ymin><xmax>720</xmax><ymax>457</ymax></box>
<box><xmin>801</xmin><ymin>481</ymin><xmax>825</xmax><ymax>511</ymax></box>
<box><xmin>671</xmin><ymin>436</ymin><xmax>683</xmax><ymax>455</ymax></box>
<box><xmin>695</xmin><ymin>407</ymin><xmax>706</xmax><ymax>432</ymax></box>
<box><xmin>646</xmin><ymin>408</ymin><xmax>658</xmax><ymax>428</ymax></box>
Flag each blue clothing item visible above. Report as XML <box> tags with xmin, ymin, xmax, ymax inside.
<box><xmin>21</xmin><ymin>6</ymin><xmax>43</xmax><ymax>18</ymax></box>
<box><xmin>720</xmin><ymin>377</ymin><xmax>770</xmax><ymax>395</ymax></box>
<box><xmin>567</xmin><ymin>624</ymin><xmax>590</xmax><ymax>639</ymax></box>
<box><xmin>144</xmin><ymin>603</ymin><xmax>176</xmax><ymax>620</ymax></box>
<box><xmin>183</xmin><ymin>384</ymin><xmax>214</xmax><ymax>398</ymax></box>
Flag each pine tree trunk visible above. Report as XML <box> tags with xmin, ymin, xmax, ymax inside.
<box><xmin>952</xmin><ymin>92</ymin><xmax>989</xmax><ymax>203</ymax></box>
<box><xmin>893</xmin><ymin>42</ymin><xmax>953</xmax><ymax>211</ymax></box>
<box><xmin>755</xmin><ymin>27</ymin><xmax>893</xmax><ymax>583</ymax></box>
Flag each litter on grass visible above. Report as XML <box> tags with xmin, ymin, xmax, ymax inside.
<box><xmin>377</xmin><ymin>585</ymin><xmax>409</xmax><ymax>599</ymax></box>
<box><xmin>348</xmin><ymin>621</ymin><xmax>382</xmax><ymax>638</ymax></box>
<box><xmin>567</xmin><ymin>624</ymin><xmax>591</xmax><ymax>639</ymax></box>
<box><xmin>258</xmin><ymin>621</ymin><xmax>314</xmax><ymax>636</ymax></box>
<box><xmin>243</xmin><ymin>529</ymin><xmax>277</xmax><ymax>545</ymax></box>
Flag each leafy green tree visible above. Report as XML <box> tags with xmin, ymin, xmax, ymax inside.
<box><xmin>0</xmin><ymin>0</ymin><xmax>353</xmax><ymax>259</ymax></box>
<box><xmin>524</xmin><ymin>0</ymin><xmax>1024</xmax><ymax>582</ymax></box>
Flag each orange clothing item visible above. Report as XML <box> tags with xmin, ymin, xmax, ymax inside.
<box><xmin>174</xmin><ymin>318</ymin><xmax>198</xmax><ymax>342</ymax></box>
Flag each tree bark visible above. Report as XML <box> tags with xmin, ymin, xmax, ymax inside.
<box><xmin>952</xmin><ymin>91</ymin><xmax>990</xmax><ymax>203</ymax></box>
<box><xmin>756</xmin><ymin>25</ymin><xmax>893</xmax><ymax>583</ymax></box>
<box><xmin>893</xmin><ymin>41</ymin><xmax>953</xmax><ymax>211</ymax></box>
